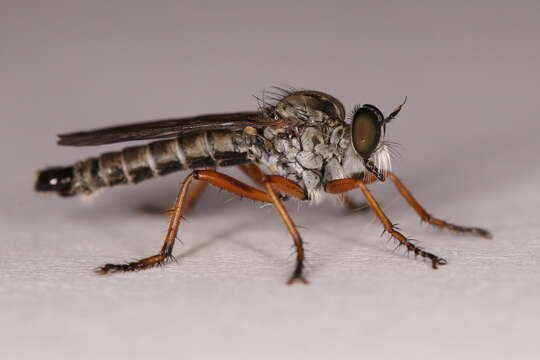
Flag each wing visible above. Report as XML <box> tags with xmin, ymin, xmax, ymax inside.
<box><xmin>57</xmin><ymin>111</ymin><xmax>279</xmax><ymax>146</ymax></box>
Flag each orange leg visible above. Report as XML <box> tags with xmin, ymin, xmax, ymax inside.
<box><xmin>174</xmin><ymin>163</ymin><xmax>283</xmax><ymax>214</ymax></box>
<box><xmin>262</xmin><ymin>175</ymin><xmax>307</xmax><ymax>284</ymax></box>
<box><xmin>241</xmin><ymin>163</ymin><xmax>365</xmax><ymax>211</ymax></box>
<box><xmin>138</xmin><ymin>176</ymin><xmax>208</xmax><ymax>216</ymax></box>
<box><xmin>142</xmin><ymin>164</ymin><xmax>267</xmax><ymax>217</ymax></box>
<box><xmin>182</xmin><ymin>162</ymin><xmax>363</xmax><ymax>213</ymax></box>
<box><xmin>97</xmin><ymin>173</ymin><xmax>196</xmax><ymax>274</ymax></box>
<box><xmin>239</xmin><ymin>163</ymin><xmax>266</xmax><ymax>187</ymax></box>
<box><xmin>386</xmin><ymin>172</ymin><xmax>491</xmax><ymax>238</ymax></box>
<box><xmin>97</xmin><ymin>169</ymin><xmax>308</xmax><ymax>284</ymax></box>
<box><xmin>181</xmin><ymin>181</ymin><xmax>208</xmax><ymax>213</ymax></box>
<box><xmin>240</xmin><ymin>164</ymin><xmax>308</xmax><ymax>283</ymax></box>
<box><xmin>339</xmin><ymin>193</ymin><xmax>369</xmax><ymax>211</ymax></box>
<box><xmin>325</xmin><ymin>176</ymin><xmax>447</xmax><ymax>269</ymax></box>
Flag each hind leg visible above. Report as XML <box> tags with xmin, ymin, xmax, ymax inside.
<box><xmin>97</xmin><ymin>173</ymin><xmax>197</xmax><ymax>274</ymax></box>
<box><xmin>97</xmin><ymin>170</ymin><xmax>309</xmax><ymax>284</ymax></box>
<box><xmin>139</xmin><ymin>163</ymin><xmax>272</xmax><ymax>216</ymax></box>
<box><xmin>97</xmin><ymin>171</ymin><xmax>270</xmax><ymax>274</ymax></box>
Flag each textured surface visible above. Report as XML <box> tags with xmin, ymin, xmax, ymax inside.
<box><xmin>1</xmin><ymin>1</ymin><xmax>540</xmax><ymax>359</ymax></box>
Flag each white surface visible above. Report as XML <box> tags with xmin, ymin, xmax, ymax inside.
<box><xmin>1</xmin><ymin>1</ymin><xmax>540</xmax><ymax>359</ymax></box>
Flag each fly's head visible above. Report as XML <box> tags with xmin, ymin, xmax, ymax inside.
<box><xmin>344</xmin><ymin>99</ymin><xmax>406</xmax><ymax>181</ymax></box>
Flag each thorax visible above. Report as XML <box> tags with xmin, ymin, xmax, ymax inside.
<box><xmin>237</xmin><ymin>122</ymin><xmax>351</xmax><ymax>201</ymax></box>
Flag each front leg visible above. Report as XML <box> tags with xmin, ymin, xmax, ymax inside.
<box><xmin>325</xmin><ymin>178</ymin><xmax>447</xmax><ymax>269</ymax></box>
<box><xmin>387</xmin><ymin>172</ymin><xmax>492</xmax><ymax>238</ymax></box>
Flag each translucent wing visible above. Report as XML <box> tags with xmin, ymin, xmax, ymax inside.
<box><xmin>57</xmin><ymin>111</ymin><xmax>278</xmax><ymax>146</ymax></box>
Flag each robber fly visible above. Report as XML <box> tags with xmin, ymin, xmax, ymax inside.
<box><xmin>35</xmin><ymin>88</ymin><xmax>491</xmax><ymax>284</ymax></box>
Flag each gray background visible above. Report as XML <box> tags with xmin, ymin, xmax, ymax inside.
<box><xmin>1</xmin><ymin>1</ymin><xmax>539</xmax><ymax>359</ymax></box>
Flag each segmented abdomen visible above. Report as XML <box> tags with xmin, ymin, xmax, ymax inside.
<box><xmin>70</xmin><ymin>130</ymin><xmax>247</xmax><ymax>195</ymax></box>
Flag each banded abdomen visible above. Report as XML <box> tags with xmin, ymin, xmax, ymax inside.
<box><xmin>35</xmin><ymin>130</ymin><xmax>248</xmax><ymax>196</ymax></box>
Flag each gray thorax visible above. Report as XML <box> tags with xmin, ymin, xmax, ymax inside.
<box><xmin>238</xmin><ymin>121</ymin><xmax>351</xmax><ymax>201</ymax></box>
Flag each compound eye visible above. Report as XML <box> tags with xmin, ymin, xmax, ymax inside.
<box><xmin>351</xmin><ymin>105</ymin><xmax>383</xmax><ymax>158</ymax></box>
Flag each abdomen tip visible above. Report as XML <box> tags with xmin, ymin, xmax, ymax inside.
<box><xmin>35</xmin><ymin>166</ymin><xmax>75</xmax><ymax>197</ymax></box>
